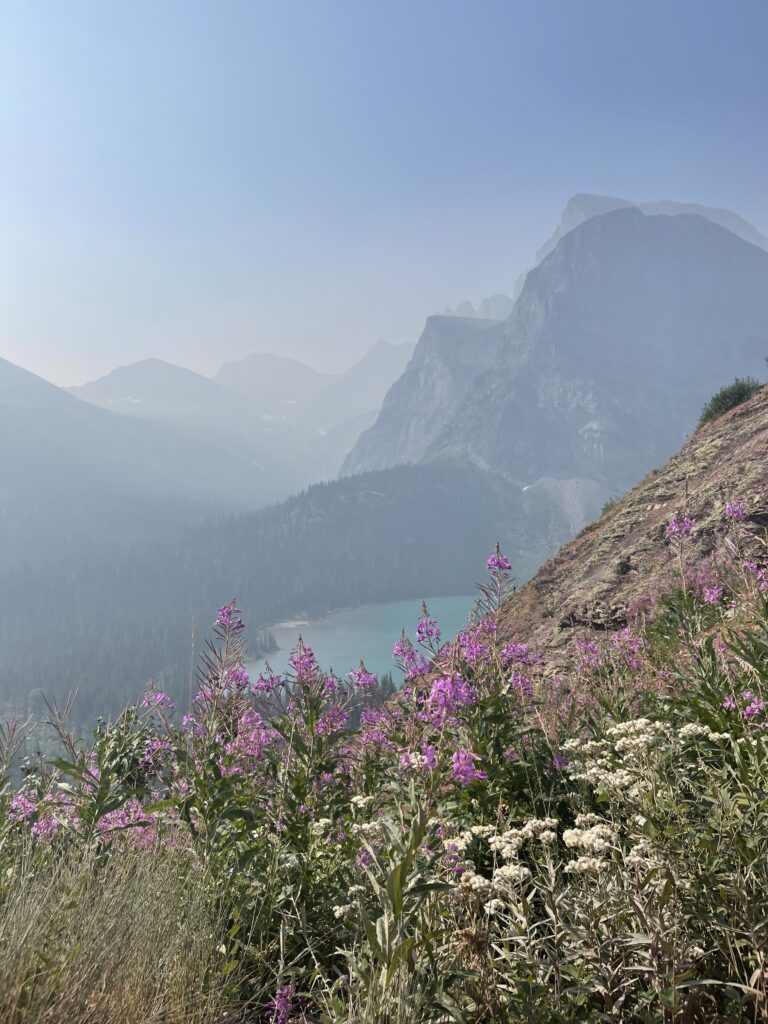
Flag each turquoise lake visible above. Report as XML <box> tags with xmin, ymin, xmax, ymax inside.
<box><xmin>248</xmin><ymin>595</ymin><xmax>476</xmax><ymax>683</ymax></box>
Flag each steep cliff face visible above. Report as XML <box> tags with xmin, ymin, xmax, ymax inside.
<box><xmin>341</xmin><ymin>316</ymin><xmax>503</xmax><ymax>474</ymax></box>
<box><xmin>344</xmin><ymin>208</ymin><xmax>768</xmax><ymax>527</ymax></box>
<box><xmin>497</xmin><ymin>384</ymin><xmax>768</xmax><ymax>668</ymax></box>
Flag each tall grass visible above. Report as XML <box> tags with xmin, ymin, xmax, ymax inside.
<box><xmin>0</xmin><ymin>845</ymin><xmax>234</xmax><ymax>1024</ymax></box>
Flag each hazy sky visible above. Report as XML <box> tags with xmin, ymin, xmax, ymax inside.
<box><xmin>2</xmin><ymin>0</ymin><xmax>767</xmax><ymax>385</ymax></box>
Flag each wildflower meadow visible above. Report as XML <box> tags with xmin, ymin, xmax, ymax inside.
<box><xmin>1</xmin><ymin>509</ymin><xmax>768</xmax><ymax>1023</ymax></box>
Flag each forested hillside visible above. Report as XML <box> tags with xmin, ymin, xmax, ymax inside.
<box><xmin>0</xmin><ymin>461</ymin><xmax>568</xmax><ymax>715</ymax></box>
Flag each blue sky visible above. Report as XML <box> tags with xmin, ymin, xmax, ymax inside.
<box><xmin>1</xmin><ymin>0</ymin><xmax>766</xmax><ymax>384</ymax></box>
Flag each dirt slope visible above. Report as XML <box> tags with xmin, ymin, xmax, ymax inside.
<box><xmin>498</xmin><ymin>386</ymin><xmax>768</xmax><ymax>667</ymax></box>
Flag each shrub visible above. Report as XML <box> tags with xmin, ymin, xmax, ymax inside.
<box><xmin>698</xmin><ymin>376</ymin><xmax>762</xmax><ymax>427</ymax></box>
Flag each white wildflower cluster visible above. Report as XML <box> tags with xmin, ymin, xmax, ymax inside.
<box><xmin>562</xmin><ymin>821</ymin><xmax>615</xmax><ymax>854</ymax></box>
<box><xmin>484</xmin><ymin>898</ymin><xmax>505</xmax><ymax>916</ymax></box>
<box><xmin>625</xmin><ymin>838</ymin><xmax>662</xmax><ymax>870</ymax></box>
<box><xmin>332</xmin><ymin>903</ymin><xmax>354</xmax><ymax>920</ymax></box>
<box><xmin>351</xmin><ymin>821</ymin><xmax>382</xmax><ymax>841</ymax></box>
<box><xmin>347</xmin><ymin>884</ymin><xmax>365</xmax><ymax>898</ymax></box>
<box><xmin>564</xmin><ymin>719</ymin><xmax>672</xmax><ymax>797</ymax></box>
<box><xmin>574</xmin><ymin>813</ymin><xmax>604</xmax><ymax>827</ymax></box>
<box><xmin>488</xmin><ymin>831</ymin><xmax>524</xmax><ymax>859</ymax></box>
<box><xmin>470</xmin><ymin>824</ymin><xmax>496</xmax><ymax>838</ymax></box>
<box><xmin>677</xmin><ymin>723</ymin><xmax>730</xmax><ymax>742</ymax></box>
<box><xmin>310</xmin><ymin>817</ymin><xmax>333</xmax><ymax>835</ymax></box>
<box><xmin>443</xmin><ymin>830</ymin><xmax>474</xmax><ymax>853</ymax></box>
<box><xmin>459</xmin><ymin>869</ymin><xmax>492</xmax><ymax>895</ymax></box>
<box><xmin>493</xmin><ymin>863</ymin><xmax>531</xmax><ymax>884</ymax></box>
<box><xmin>486</xmin><ymin>818</ymin><xmax>559</xmax><ymax>860</ymax></box>
<box><xmin>565</xmin><ymin>856</ymin><xmax>603</xmax><ymax>874</ymax></box>
<box><xmin>350</xmin><ymin>794</ymin><xmax>374</xmax><ymax>811</ymax></box>
<box><xmin>606</xmin><ymin>718</ymin><xmax>670</xmax><ymax>754</ymax></box>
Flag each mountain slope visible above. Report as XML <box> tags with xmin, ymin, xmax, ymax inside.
<box><xmin>213</xmin><ymin>352</ymin><xmax>335</xmax><ymax>409</ymax></box>
<box><xmin>0</xmin><ymin>357</ymin><xmax>306</xmax><ymax>572</ymax></box>
<box><xmin>344</xmin><ymin>209</ymin><xmax>768</xmax><ymax>526</ymax></box>
<box><xmin>341</xmin><ymin>316</ymin><xmax>503</xmax><ymax>473</ymax></box>
<box><xmin>69</xmin><ymin>357</ymin><xmax>316</xmax><ymax>488</ymax></box>
<box><xmin>69</xmin><ymin>358</ymin><xmax>263</xmax><ymax>433</ymax></box>
<box><xmin>497</xmin><ymin>384</ymin><xmax>768</xmax><ymax>666</ymax></box>
<box><xmin>297</xmin><ymin>339</ymin><xmax>415</xmax><ymax>474</ymax></box>
<box><xmin>305</xmin><ymin>339</ymin><xmax>414</xmax><ymax>427</ymax></box>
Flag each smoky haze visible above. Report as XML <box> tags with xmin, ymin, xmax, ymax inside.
<box><xmin>2</xmin><ymin>0</ymin><xmax>767</xmax><ymax>384</ymax></box>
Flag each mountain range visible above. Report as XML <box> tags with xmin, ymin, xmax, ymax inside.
<box><xmin>345</xmin><ymin>205</ymin><xmax>768</xmax><ymax>530</ymax></box>
<box><xmin>2</xmin><ymin>191</ymin><xmax>767</xmax><ymax>712</ymax></box>
<box><xmin>71</xmin><ymin>339</ymin><xmax>414</xmax><ymax>481</ymax></box>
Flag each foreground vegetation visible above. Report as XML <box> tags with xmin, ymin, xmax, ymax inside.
<box><xmin>2</xmin><ymin>503</ymin><xmax>768</xmax><ymax>1022</ymax></box>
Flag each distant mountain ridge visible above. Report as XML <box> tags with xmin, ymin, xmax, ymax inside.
<box><xmin>0</xmin><ymin>355</ymin><xmax>303</xmax><ymax>575</ymax></box>
<box><xmin>344</xmin><ymin>207</ymin><xmax>768</xmax><ymax>530</ymax></box>
<box><xmin>69</xmin><ymin>340</ymin><xmax>415</xmax><ymax>487</ymax></box>
<box><xmin>443</xmin><ymin>295</ymin><xmax>515</xmax><ymax>321</ymax></box>
<box><xmin>534</xmin><ymin>192</ymin><xmax>768</xmax><ymax>266</ymax></box>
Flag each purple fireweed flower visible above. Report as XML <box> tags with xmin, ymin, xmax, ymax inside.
<box><xmin>744</xmin><ymin>698</ymin><xmax>766</xmax><ymax>720</ymax></box>
<box><xmin>316</xmin><ymin>704</ymin><xmax>349</xmax><ymax>736</ymax></box>
<box><xmin>725</xmin><ymin>500</ymin><xmax>747</xmax><ymax>522</ymax></box>
<box><xmin>181</xmin><ymin>713</ymin><xmax>205</xmax><ymax>736</ymax></box>
<box><xmin>576</xmin><ymin>637</ymin><xmax>600</xmax><ymax>672</ymax></box>
<box><xmin>356</xmin><ymin>846</ymin><xmax>374</xmax><ymax>869</ymax></box>
<box><xmin>745</xmin><ymin>561</ymin><xmax>768</xmax><ymax>592</ymax></box>
<box><xmin>348</xmin><ymin>663</ymin><xmax>378</xmax><ymax>691</ymax></box>
<box><xmin>553</xmin><ymin>754</ymin><xmax>568</xmax><ymax>770</ymax></box>
<box><xmin>142</xmin><ymin>736</ymin><xmax>174</xmax><ymax>770</ymax></box>
<box><xmin>451</xmin><ymin>748</ymin><xmax>487</xmax><ymax>787</ymax></box>
<box><xmin>268</xmin><ymin>984</ymin><xmax>295</xmax><ymax>1024</ymax></box>
<box><xmin>666</xmin><ymin>514</ymin><xmax>696</xmax><ymax>539</ymax></box>
<box><xmin>252</xmin><ymin>672</ymin><xmax>285</xmax><ymax>695</ymax></box>
<box><xmin>487</xmin><ymin>547</ymin><xmax>512</xmax><ymax>572</ymax></box>
<box><xmin>288</xmin><ymin>640</ymin><xmax>320</xmax><ymax>679</ymax></box>
<box><xmin>501</xmin><ymin>641</ymin><xmax>542</xmax><ymax>667</ymax></box>
<box><xmin>392</xmin><ymin>633</ymin><xmax>413</xmax><ymax>660</ymax></box>
<box><xmin>416</xmin><ymin>616</ymin><xmax>441</xmax><ymax>644</ymax></box>
<box><xmin>221</xmin><ymin>709</ymin><xmax>277</xmax><ymax>771</ymax></box>
<box><xmin>722</xmin><ymin>695</ymin><xmax>737</xmax><ymax>710</ymax></box>
<box><xmin>141</xmin><ymin>689</ymin><xmax>175</xmax><ymax>711</ymax></box>
<box><xmin>393</xmin><ymin>633</ymin><xmax>430</xmax><ymax>678</ymax></box>
<box><xmin>509</xmin><ymin>671</ymin><xmax>533</xmax><ymax>698</ymax></box>
<box><xmin>427</xmin><ymin>674</ymin><xmax>478</xmax><ymax>718</ymax></box>
<box><xmin>9</xmin><ymin>790</ymin><xmax>37</xmax><ymax>824</ymax></box>
<box><xmin>223</xmin><ymin>666</ymin><xmax>250</xmax><ymax>690</ymax></box>
<box><xmin>216</xmin><ymin>604</ymin><xmax>244</xmax><ymax>631</ymax></box>
<box><xmin>456</xmin><ymin>629</ymin><xmax>489</xmax><ymax>665</ymax></box>
<box><xmin>423</xmin><ymin>744</ymin><xmax>438</xmax><ymax>771</ymax></box>
<box><xmin>703</xmin><ymin>585</ymin><xmax>724</xmax><ymax>605</ymax></box>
